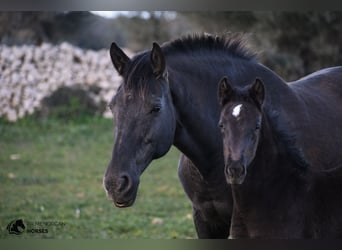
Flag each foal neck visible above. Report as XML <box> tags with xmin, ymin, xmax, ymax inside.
<box><xmin>246</xmin><ymin>111</ymin><xmax>308</xmax><ymax>190</ymax></box>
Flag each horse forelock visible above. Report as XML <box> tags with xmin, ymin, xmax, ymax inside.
<box><xmin>122</xmin><ymin>52</ymin><xmax>156</xmax><ymax>98</ymax></box>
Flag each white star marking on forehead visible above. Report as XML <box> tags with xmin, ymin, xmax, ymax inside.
<box><xmin>232</xmin><ymin>104</ymin><xmax>243</xmax><ymax>118</ymax></box>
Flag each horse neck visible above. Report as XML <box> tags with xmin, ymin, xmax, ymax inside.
<box><xmin>254</xmin><ymin>64</ymin><xmax>310</xmax><ymax>170</ymax></box>
<box><xmin>254</xmin><ymin>63</ymin><xmax>307</xmax><ymax>127</ymax></box>
<box><xmin>166</xmin><ymin>54</ymin><xmax>234</xmax><ymax>176</ymax></box>
<box><xmin>254</xmin><ymin>63</ymin><xmax>295</xmax><ymax>103</ymax></box>
<box><xmin>257</xmin><ymin>112</ymin><xmax>292</xmax><ymax>174</ymax></box>
<box><xmin>243</xmin><ymin>110</ymin><xmax>307</xmax><ymax>193</ymax></box>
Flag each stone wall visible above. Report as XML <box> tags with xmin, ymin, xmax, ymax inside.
<box><xmin>0</xmin><ymin>42</ymin><xmax>131</xmax><ymax>121</ymax></box>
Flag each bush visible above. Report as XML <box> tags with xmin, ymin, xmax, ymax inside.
<box><xmin>38</xmin><ymin>86</ymin><xmax>106</xmax><ymax>121</ymax></box>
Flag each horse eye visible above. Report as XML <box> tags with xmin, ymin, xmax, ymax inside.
<box><xmin>150</xmin><ymin>105</ymin><xmax>161</xmax><ymax>113</ymax></box>
<box><xmin>218</xmin><ymin>121</ymin><xmax>224</xmax><ymax>129</ymax></box>
<box><xmin>144</xmin><ymin>138</ymin><xmax>153</xmax><ymax>144</ymax></box>
<box><xmin>255</xmin><ymin>122</ymin><xmax>261</xmax><ymax>130</ymax></box>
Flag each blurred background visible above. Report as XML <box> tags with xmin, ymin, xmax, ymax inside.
<box><xmin>0</xmin><ymin>11</ymin><xmax>342</xmax><ymax>239</ymax></box>
<box><xmin>1</xmin><ymin>11</ymin><xmax>342</xmax><ymax>122</ymax></box>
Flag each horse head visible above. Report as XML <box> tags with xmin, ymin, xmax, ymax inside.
<box><xmin>103</xmin><ymin>42</ymin><xmax>176</xmax><ymax>207</ymax></box>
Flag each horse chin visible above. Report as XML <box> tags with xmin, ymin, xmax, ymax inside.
<box><xmin>114</xmin><ymin>199</ymin><xmax>135</xmax><ymax>208</ymax></box>
<box><xmin>109</xmin><ymin>191</ymin><xmax>138</xmax><ymax>208</ymax></box>
<box><xmin>105</xmin><ymin>186</ymin><xmax>138</xmax><ymax>208</ymax></box>
<box><xmin>109</xmin><ymin>193</ymin><xmax>137</xmax><ymax>208</ymax></box>
<box><xmin>226</xmin><ymin>171</ymin><xmax>247</xmax><ymax>185</ymax></box>
<box><xmin>225</xmin><ymin>165</ymin><xmax>247</xmax><ymax>185</ymax></box>
<box><xmin>227</xmin><ymin>176</ymin><xmax>246</xmax><ymax>185</ymax></box>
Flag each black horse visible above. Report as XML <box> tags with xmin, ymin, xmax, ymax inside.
<box><xmin>103</xmin><ymin>34</ymin><xmax>258</xmax><ymax>238</ymax></box>
<box><xmin>218</xmin><ymin>73</ymin><xmax>342</xmax><ymax>238</ymax></box>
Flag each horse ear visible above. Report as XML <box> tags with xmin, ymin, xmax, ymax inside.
<box><xmin>151</xmin><ymin>42</ymin><xmax>166</xmax><ymax>79</ymax></box>
<box><xmin>110</xmin><ymin>42</ymin><xmax>130</xmax><ymax>76</ymax></box>
<box><xmin>250</xmin><ymin>78</ymin><xmax>265</xmax><ymax>108</ymax></box>
<box><xmin>218</xmin><ymin>76</ymin><xmax>234</xmax><ymax>106</ymax></box>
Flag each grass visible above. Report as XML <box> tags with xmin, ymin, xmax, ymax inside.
<box><xmin>0</xmin><ymin>117</ymin><xmax>196</xmax><ymax>239</ymax></box>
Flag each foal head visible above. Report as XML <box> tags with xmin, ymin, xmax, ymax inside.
<box><xmin>218</xmin><ymin>77</ymin><xmax>265</xmax><ymax>184</ymax></box>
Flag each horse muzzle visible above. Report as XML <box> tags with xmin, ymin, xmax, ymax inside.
<box><xmin>225</xmin><ymin>161</ymin><xmax>247</xmax><ymax>185</ymax></box>
<box><xmin>103</xmin><ymin>173</ymin><xmax>139</xmax><ymax>208</ymax></box>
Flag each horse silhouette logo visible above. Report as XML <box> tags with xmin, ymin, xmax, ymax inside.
<box><xmin>6</xmin><ymin>219</ymin><xmax>26</xmax><ymax>235</ymax></box>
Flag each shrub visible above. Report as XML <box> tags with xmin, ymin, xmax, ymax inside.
<box><xmin>38</xmin><ymin>86</ymin><xmax>107</xmax><ymax>121</ymax></box>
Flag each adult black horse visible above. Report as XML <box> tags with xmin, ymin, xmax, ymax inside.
<box><xmin>103</xmin><ymin>34</ymin><xmax>257</xmax><ymax>238</ymax></box>
<box><xmin>217</xmin><ymin>70</ymin><xmax>342</xmax><ymax>237</ymax></box>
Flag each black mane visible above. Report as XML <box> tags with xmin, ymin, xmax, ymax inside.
<box><xmin>123</xmin><ymin>33</ymin><xmax>257</xmax><ymax>91</ymax></box>
<box><xmin>163</xmin><ymin>33</ymin><xmax>257</xmax><ymax>61</ymax></box>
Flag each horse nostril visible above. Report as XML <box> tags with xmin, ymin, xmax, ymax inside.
<box><xmin>103</xmin><ymin>174</ymin><xmax>129</xmax><ymax>192</ymax></box>
<box><xmin>228</xmin><ymin>167</ymin><xmax>237</xmax><ymax>177</ymax></box>
<box><xmin>118</xmin><ymin>174</ymin><xmax>130</xmax><ymax>192</ymax></box>
<box><xmin>227</xmin><ymin>162</ymin><xmax>244</xmax><ymax>177</ymax></box>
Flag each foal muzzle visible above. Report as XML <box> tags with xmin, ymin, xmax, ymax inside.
<box><xmin>225</xmin><ymin>160</ymin><xmax>247</xmax><ymax>185</ymax></box>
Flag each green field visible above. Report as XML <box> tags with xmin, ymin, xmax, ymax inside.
<box><xmin>0</xmin><ymin>117</ymin><xmax>196</xmax><ymax>239</ymax></box>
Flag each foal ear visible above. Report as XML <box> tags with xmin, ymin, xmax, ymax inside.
<box><xmin>151</xmin><ymin>42</ymin><xmax>166</xmax><ymax>79</ymax></box>
<box><xmin>250</xmin><ymin>78</ymin><xmax>265</xmax><ymax>108</ymax></box>
<box><xmin>110</xmin><ymin>42</ymin><xmax>130</xmax><ymax>76</ymax></box>
<box><xmin>218</xmin><ymin>76</ymin><xmax>234</xmax><ymax>106</ymax></box>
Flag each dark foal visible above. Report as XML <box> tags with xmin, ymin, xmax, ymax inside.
<box><xmin>218</xmin><ymin>77</ymin><xmax>342</xmax><ymax>238</ymax></box>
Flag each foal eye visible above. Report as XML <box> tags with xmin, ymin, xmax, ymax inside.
<box><xmin>255</xmin><ymin>122</ymin><xmax>261</xmax><ymax>130</ymax></box>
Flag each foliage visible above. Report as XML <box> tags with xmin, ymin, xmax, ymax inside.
<box><xmin>37</xmin><ymin>86</ymin><xmax>106</xmax><ymax>122</ymax></box>
<box><xmin>2</xmin><ymin>11</ymin><xmax>342</xmax><ymax>81</ymax></box>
